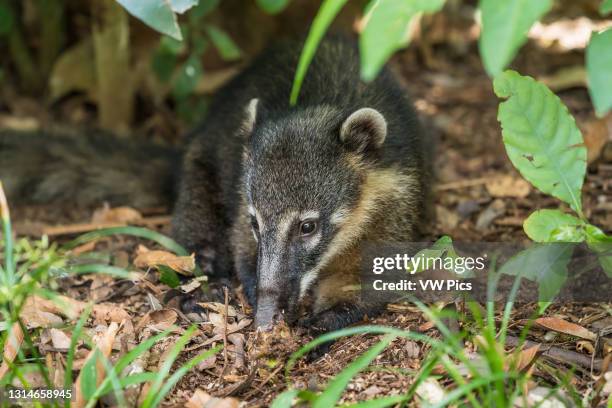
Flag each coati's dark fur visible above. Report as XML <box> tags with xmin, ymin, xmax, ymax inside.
<box><xmin>0</xmin><ymin>37</ymin><xmax>431</xmax><ymax>333</ymax></box>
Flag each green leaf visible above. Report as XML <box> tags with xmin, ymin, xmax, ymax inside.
<box><xmin>290</xmin><ymin>0</ymin><xmax>348</xmax><ymax>106</ymax></box>
<box><xmin>478</xmin><ymin>0</ymin><xmax>552</xmax><ymax>76</ymax></box>
<box><xmin>585</xmin><ymin>224</ymin><xmax>612</xmax><ymax>278</ymax></box>
<box><xmin>313</xmin><ymin>334</ymin><xmax>395</xmax><ymax>408</ymax></box>
<box><xmin>586</xmin><ymin>29</ymin><xmax>612</xmax><ymax>116</ymax></box>
<box><xmin>270</xmin><ymin>389</ymin><xmax>300</xmax><ymax>408</ymax></box>
<box><xmin>523</xmin><ymin>209</ymin><xmax>584</xmax><ymax>243</ymax></box>
<box><xmin>600</xmin><ymin>0</ymin><xmax>612</xmax><ymax>15</ymax></box>
<box><xmin>256</xmin><ymin>0</ymin><xmax>291</xmax><ymax>14</ymax></box>
<box><xmin>494</xmin><ymin>70</ymin><xmax>587</xmax><ymax>215</ymax></box>
<box><xmin>499</xmin><ymin>243</ymin><xmax>574</xmax><ymax>301</ymax></box>
<box><xmin>204</xmin><ymin>25</ymin><xmax>241</xmax><ymax>61</ymax></box>
<box><xmin>115</xmin><ymin>0</ymin><xmax>182</xmax><ymax>40</ymax></box>
<box><xmin>159</xmin><ymin>265</ymin><xmax>181</xmax><ymax>288</ymax></box>
<box><xmin>360</xmin><ymin>0</ymin><xmax>446</xmax><ymax>81</ymax></box>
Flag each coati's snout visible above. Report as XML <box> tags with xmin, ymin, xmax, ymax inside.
<box><xmin>242</xmin><ymin>99</ymin><xmax>388</xmax><ymax>328</ymax></box>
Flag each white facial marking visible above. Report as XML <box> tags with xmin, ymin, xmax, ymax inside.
<box><xmin>303</xmin><ymin>231</ymin><xmax>321</xmax><ymax>250</ymax></box>
<box><xmin>300</xmin><ymin>210</ymin><xmax>319</xmax><ymax>221</ymax></box>
<box><xmin>299</xmin><ymin>267</ymin><xmax>320</xmax><ymax>299</ymax></box>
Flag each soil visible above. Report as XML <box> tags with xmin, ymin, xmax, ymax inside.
<box><xmin>2</xmin><ymin>4</ymin><xmax>611</xmax><ymax>407</ymax></box>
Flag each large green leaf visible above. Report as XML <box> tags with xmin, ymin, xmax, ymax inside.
<box><xmin>256</xmin><ymin>0</ymin><xmax>291</xmax><ymax>14</ymax></box>
<box><xmin>523</xmin><ymin>209</ymin><xmax>584</xmax><ymax>243</ymax></box>
<box><xmin>290</xmin><ymin>0</ymin><xmax>348</xmax><ymax>105</ymax></box>
<box><xmin>115</xmin><ymin>0</ymin><xmax>182</xmax><ymax>40</ymax></box>
<box><xmin>479</xmin><ymin>0</ymin><xmax>552</xmax><ymax>76</ymax></box>
<box><xmin>359</xmin><ymin>0</ymin><xmax>446</xmax><ymax>81</ymax></box>
<box><xmin>499</xmin><ymin>243</ymin><xmax>574</xmax><ymax>302</ymax></box>
<box><xmin>494</xmin><ymin>70</ymin><xmax>587</xmax><ymax>215</ymax></box>
<box><xmin>586</xmin><ymin>29</ymin><xmax>612</xmax><ymax>116</ymax></box>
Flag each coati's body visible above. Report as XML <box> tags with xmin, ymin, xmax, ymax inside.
<box><xmin>0</xmin><ymin>37</ymin><xmax>430</xmax><ymax>332</ymax></box>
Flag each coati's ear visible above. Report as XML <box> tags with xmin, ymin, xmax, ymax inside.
<box><xmin>242</xmin><ymin>98</ymin><xmax>260</xmax><ymax>135</ymax></box>
<box><xmin>340</xmin><ymin>108</ymin><xmax>387</xmax><ymax>152</ymax></box>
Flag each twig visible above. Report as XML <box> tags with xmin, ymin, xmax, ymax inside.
<box><xmin>223</xmin><ymin>287</ymin><xmax>229</xmax><ymax>372</ymax></box>
<box><xmin>505</xmin><ymin>335</ymin><xmax>603</xmax><ymax>371</ymax></box>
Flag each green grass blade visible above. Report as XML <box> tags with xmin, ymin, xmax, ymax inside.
<box><xmin>65</xmin><ymin>306</ymin><xmax>92</xmax><ymax>408</ymax></box>
<box><xmin>64</xmin><ymin>226</ymin><xmax>188</xmax><ymax>256</ymax></box>
<box><xmin>285</xmin><ymin>326</ymin><xmax>435</xmax><ymax>376</ymax></box>
<box><xmin>147</xmin><ymin>345</ymin><xmax>222</xmax><ymax>408</ymax></box>
<box><xmin>342</xmin><ymin>395</ymin><xmax>406</xmax><ymax>408</ymax></box>
<box><xmin>270</xmin><ymin>389</ymin><xmax>300</xmax><ymax>408</ymax></box>
<box><xmin>114</xmin><ymin>330</ymin><xmax>171</xmax><ymax>374</ymax></box>
<box><xmin>313</xmin><ymin>334</ymin><xmax>395</xmax><ymax>408</ymax></box>
<box><xmin>289</xmin><ymin>0</ymin><xmax>348</xmax><ymax>105</ymax></box>
<box><xmin>0</xmin><ymin>181</ymin><xmax>15</xmax><ymax>284</ymax></box>
<box><xmin>140</xmin><ymin>326</ymin><xmax>198</xmax><ymax>408</ymax></box>
<box><xmin>430</xmin><ymin>372</ymin><xmax>509</xmax><ymax>408</ymax></box>
<box><xmin>68</xmin><ymin>264</ymin><xmax>133</xmax><ymax>279</ymax></box>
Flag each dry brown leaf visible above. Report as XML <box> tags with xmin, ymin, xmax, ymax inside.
<box><xmin>535</xmin><ymin>317</ymin><xmax>596</xmax><ymax>341</ymax></box>
<box><xmin>208</xmin><ymin>312</ymin><xmax>226</xmax><ymax>327</ymax></box>
<box><xmin>485</xmin><ymin>176</ymin><xmax>531</xmax><ymax>198</ymax></box>
<box><xmin>198</xmin><ymin>302</ymin><xmax>238</xmax><ymax>317</ymax></box>
<box><xmin>74</xmin><ymin>322</ymin><xmax>119</xmax><ymax>408</ymax></box>
<box><xmin>180</xmin><ymin>279</ymin><xmax>203</xmax><ymax>293</ymax></box>
<box><xmin>91</xmin><ymin>303</ymin><xmax>131</xmax><ymax>325</ymax></box>
<box><xmin>0</xmin><ymin>323</ymin><xmax>24</xmax><ymax>380</ymax></box>
<box><xmin>581</xmin><ymin>114</ymin><xmax>612</xmax><ymax>164</ymax></box>
<box><xmin>49</xmin><ymin>328</ymin><xmax>72</xmax><ymax>351</ymax></box>
<box><xmin>186</xmin><ymin>389</ymin><xmax>240</xmax><ymax>408</ymax></box>
<box><xmin>515</xmin><ymin>344</ymin><xmax>540</xmax><ymax>371</ymax></box>
<box><xmin>197</xmin><ymin>354</ymin><xmax>218</xmax><ymax>371</ymax></box>
<box><xmin>92</xmin><ymin>205</ymin><xmax>142</xmax><ymax>224</ymax></box>
<box><xmin>148</xmin><ymin>309</ymin><xmax>178</xmax><ymax>331</ymax></box>
<box><xmin>134</xmin><ymin>245</ymin><xmax>195</xmax><ymax>275</ymax></box>
<box><xmin>19</xmin><ymin>295</ymin><xmax>88</xmax><ymax>328</ymax></box>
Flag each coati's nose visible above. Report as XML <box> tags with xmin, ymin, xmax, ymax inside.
<box><xmin>254</xmin><ymin>297</ymin><xmax>284</xmax><ymax>330</ymax></box>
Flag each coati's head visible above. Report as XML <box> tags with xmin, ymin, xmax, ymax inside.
<box><xmin>241</xmin><ymin>98</ymin><xmax>388</xmax><ymax>328</ymax></box>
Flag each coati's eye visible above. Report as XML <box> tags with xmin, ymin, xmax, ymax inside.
<box><xmin>299</xmin><ymin>220</ymin><xmax>318</xmax><ymax>236</ymax></box>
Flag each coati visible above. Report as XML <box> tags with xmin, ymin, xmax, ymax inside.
<box><xmin>0</xmin><ymin>36</ymin><xmax>430</xmax><ymax>332</ymax></box>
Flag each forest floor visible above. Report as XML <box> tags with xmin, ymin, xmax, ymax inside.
<box><xmin>3</xmin><ymin>9</ymin><xmax>612</xmax><ymax>408</ymax></box>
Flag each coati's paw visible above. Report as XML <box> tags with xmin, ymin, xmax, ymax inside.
<box><xmin>298</xmin><ymin>305</ymin><xmax>364</xmax><ymax>334</ymax></box>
